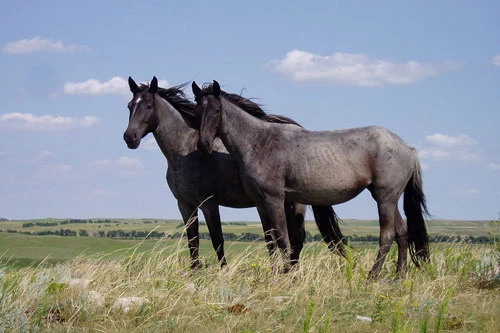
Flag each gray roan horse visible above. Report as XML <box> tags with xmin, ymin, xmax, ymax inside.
<box><xmin>192</xmin><ymin>80</ymin><xmax>430</xmax><ymax>277</ymax></box>
<box><xmin>123</xmin><ymin>77</ymin><xmax>344</xmax><ymax>270</ymax></box>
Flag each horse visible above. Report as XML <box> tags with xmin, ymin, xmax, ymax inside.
<box><xmin>192</xmin><ymin>80</ymin><xmax>430</xmax><ymax>277</ymax></box>
<box><xmin>123</xmin><ymin>77</ymin><xmax>343</xmax><ymax>270</ymax></box>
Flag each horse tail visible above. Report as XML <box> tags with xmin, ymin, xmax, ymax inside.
<box><xmin>311</xmin><ymin>206</ymin><xmax>347</xmax><ymax>257</ymax></box>
<box><xmin>404</xmin><ymin>149</ymin><xmax>430</xmax><ymax>267</ymax></box>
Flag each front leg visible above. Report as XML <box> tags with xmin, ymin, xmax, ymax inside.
<box><xmin>256</xmin><ymin>196</ymin><xmax>291</xmax><ymax>272</ymax></box>
<box><xmin>178</xmin><ymin>200</ymin><xmax>201</xmax><ymax>270</ymax></box>
<box><xmin>200</xmin><ymin>199</ymin><xmax>227</xmax><ymax>267</ymax></box>
<box><xmin>259</xmin><ymin>210</ymin><xmax>277</xmax><ymax>258</ymax></box>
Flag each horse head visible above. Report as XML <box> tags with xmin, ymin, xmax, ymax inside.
<box><xmin>192</xmin><ymin>80</ymin><xmax>222</xmax><ymax>154</ymax></box>
<box><xmin>123</xmin><ymin>76</ymin><xmax>160</xmax><ymax>149</ymax></box>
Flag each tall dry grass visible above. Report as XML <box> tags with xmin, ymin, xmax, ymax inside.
<box><xmin>0</xmin><ymin>236</ymin><xmax>499</xmax><ymax>332</ymax></box>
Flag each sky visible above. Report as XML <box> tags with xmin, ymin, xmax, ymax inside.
<box><xmin>1</xmin><ymin>1</ymin><xmax>499</xmax><ymax>222</ymax></box>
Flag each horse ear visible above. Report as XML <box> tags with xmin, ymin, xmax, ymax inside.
<box><xmin>192</xmin><ymin>81</ymin><xmax>202</xmax><ymax>98</ymax></box>
<box><xmin>213</xmin><ymin>80</ymin><xmax>221</xmax><ymax>97</ymax></box>
<box><xmin>128</xmin><ymin>76</ymin><xmax>140</xmax><ymax>94</ymax></box>
<box><xmin>149</xmin><ymin>76</ymin><xmax>158</xmax><ymax>94</ymax></box>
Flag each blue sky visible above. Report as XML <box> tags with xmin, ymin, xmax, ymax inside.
<box><xmin>1</xmin><ymin>1</ymin><xmax>499</xmax><ymax>221</ymax></box>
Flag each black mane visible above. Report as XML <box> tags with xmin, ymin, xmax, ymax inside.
<box><xmin>200</xmin><ymin>83</ymin><xmax>302</xmax><ymax>128</ymax></box>
<box><xmin>138</xmin><ymin>83</ymin><xmax>197</xmax><ymax>121</ymax></box>
<box><xmin>137</xmin><ymin>83</ymin><xmax>199</xmax><ymax>129</ymax></box>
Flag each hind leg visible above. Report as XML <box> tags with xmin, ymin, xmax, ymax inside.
<box><xmin>369</xmin><ymin>201</ymin><xmax>397</xmax><ymax>278</ymax></box>
<box><xmin>285</xmin><ymin>203</ymin><xmax>306</xmax><ymax>267</ymax></box>
<box><xmin>200</xmin><ymin>200</ymin><xmax>227</xmax><ymax>267</ymax></box>
<box><xmin>394</xmin><ymin>208</ymin><xmax>408</xmax><ymax>275</ymax></box>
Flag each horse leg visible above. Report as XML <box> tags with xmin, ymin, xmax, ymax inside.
<box><xmin>261</xmin><ymin>218</ymin><xmax>277</xmax><ymax>258</ymax></box>
<box><xmin>368</xmin><ymin>201</ymin><xmax>397</xmax><ymax>279</ymax></box>
<box><xmin>394</xmin><ymin>208</ymin><xmax>408</xmax><ymax>276</ymax></box>
<box><xmin>178</xmin><ymin>201</ymin><xmax>201</xmax><ymax>270</ymax></box>
<box><xmin>285</xmin><ymin>203</ymin><xmax>306</xmax><ymax>267</ymax></box>
<box><xmin>256</xmin><ymin>198</ymin><xmax>291</xmax><ymax>272</ymax></box>
<box><xmin>200</xmin><ymin>200</ymin><xmax>227</xmax><ymax>267</ymax></box>
<box><xmin>255</xmin><ymin>202</ymin><xmax>277</xmax><ymax>258</ymax></box>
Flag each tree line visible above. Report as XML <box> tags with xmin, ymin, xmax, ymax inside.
<box><xmin>21</xmin><ymin>219</ymin><xmax>125</xmax><ymax>228</ymax></box>
<box><xmin>0</xmin><ymin>228</ymin><xmax>495</xmax><ymax>244</ymax></box>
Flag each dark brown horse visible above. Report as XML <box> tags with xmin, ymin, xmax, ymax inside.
<box><xmin>123</xmin><ymin>77</ymin><xmax>344</xmax><ymax>269</ymax></box>
<box><xmin>193</xmin><ymin>80</ymin><xmax>430</xmax><ymax>277</ymax></box>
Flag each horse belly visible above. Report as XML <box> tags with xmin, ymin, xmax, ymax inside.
<box><xmin>286</xmin><ymin>181</ymin><xmax>366</xmax><ymax>206</ymax></box>
<box><xmin>285</xmin><ymin>163</ymin><xmax>370</xmax><ymax>206</ymax></box>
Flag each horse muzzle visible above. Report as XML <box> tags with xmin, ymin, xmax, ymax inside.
<box><xmin>197</xmin><ymin>138</ymin><xmax>213</xmax><ymax>155</ymax></box>
<box><xmin>123</xmin><ymin>130</ymin><xmax>140</xmax><ymax>149</ymax></box>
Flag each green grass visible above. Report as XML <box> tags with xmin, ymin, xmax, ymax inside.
<box><xmin>1</xmin><ymin>217</ymin><xmax>493</xmax><ymax>236</ymax></box>
<box><xmin>0</xmin><ymin>233</ymin><xmax>143</xmax><ymax>268</ymax></box>
<box><xmin>0</xmin><ymin>240</ymin><xmax>498</xmax><ymax>332</ymax></box>
<box><xmin>0</xmin><ymin>218</ymin><xmax>494</xmax><ymax>269</ymax></box>
<box><xmin>0</xmin><ymin>218</ymin><xmax>498</xmax><ymax>331</ymax></box>
<box><xmin>0</xmin><ymin>233</ymin><xmax>262</xmax><ymax>269</ymax></box>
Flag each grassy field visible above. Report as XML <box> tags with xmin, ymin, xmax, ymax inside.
<box><xmin>0</xmin><ymin>218</ymin><xmax>494</xmax><ymax>268</ymax></box>
<box><xmin>0</xmin><ymin>233</ymin><xmax>260</xmax><ymax>269</ymax></box>
<box><xmin>0</xmin><ymin>238</ymin><xmax>499</xmax><ymax>332</ymax></box>
<box><xmin>0</xmin><ymin>219</ymin><xmax>499</xmax><ymax>331</ymax></box>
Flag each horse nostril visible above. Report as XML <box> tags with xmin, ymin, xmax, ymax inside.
<box><xmin>197</xmin><ymin>139</ymin><xmax>211</xmax><ymax>154</ymax></box>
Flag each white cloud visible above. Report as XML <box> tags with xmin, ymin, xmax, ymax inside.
<box><xmin>141</xmin><ymin>137</ymin><xmax>160</xmax><ymax>151</ymax></box>
<box><xmin>487</xmin><ymin>163</ymin><xmax>500</xmax><ymax>171</ymax></box>
<box><xmin>491</xmin><ymin>55</ymin><xmax>500</xmax><ymax>67</ymax></box>
<box><xmin>64</xmin><ymin>77</ymin><xmax>169</xmax><ymax>95</ymax></box>
<box><xmin>86</xmin><ymin>159</ymin><xmax>114</xmax><ymax>168</ymax></box>
<box><xmin>36</xmin><ymin>150</ymin><xmax>55</xmax><ymax>159</ymax></box>
<box><xmin>454</xmin><ymin>188</ymin><xmax>481</xmax><ymax>195</ymax></box>
<box><xmin>86</xmin><ymin>156</ymin><xmax>143</xmax><ymax>176</ymax></box>
<box><xmin>426</xmin><ymin>133</ymin><xmax>477</xmax><ymax>148</ymax></box>
<box><xmin>116</xmin><ymin>156</ymin><xmax>143</xmax><ymax>168</ymax></box>
<box><xmin>267</xmin><ymin>49</ymin><xmax>455</xmax><ymax>86</ymax></box>
<box><xmin>65</xmin><ymin>77</ymin><xmax>128</xmax><ymax>95</ymax></box>
<box><xmin>90</xmin><ymin>189</ymin><xmax>119</xmax><ymax>197</ymax></box>
<box><xmin>33</xmin><ymin>164</ymin><xmax>73</xmax><ymax>180</ymax></box>
<box><xmin>0</xmin><ymin>112</ymin><xmax>100</xmax><ymax>131</ymax></box>
<box><xmin>2</xmin><ymin>36</ymin><xmax>89</xmax><ymax>54</ymax></box>
<box><xmin>88</xmin><ymin>156</ymin><xmax>143</xmax><ymax>169</ymax></box>
<box><xmin>419</xmin><ymin>133</ymin><xmax>480</xmax><ymax>162</ymax></box>
<box><xmin>419</xmin><ymin>149</ymin><xmax>480</xmax><ymax>162</ymax></box>
<box><xmin>39</xmin><ymin>164</ymin><xmax>72</xmax><ymax>173</ymax></box>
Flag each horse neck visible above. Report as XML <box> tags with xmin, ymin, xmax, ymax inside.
<box><xmin>153</xmin><ymin>96</ymin><xmax>198</xmax><ymax>165</ymax></box>
<box><xmin>219</xmin><ymin>98</ymin><xmax>266</xmax><ymax>159</ymax></box>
